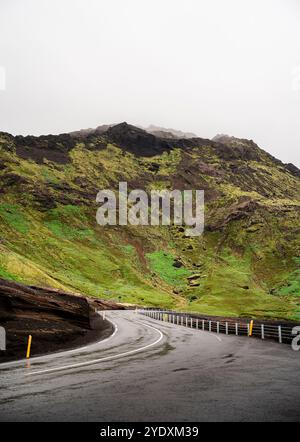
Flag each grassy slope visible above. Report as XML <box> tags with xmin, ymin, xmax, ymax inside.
<box><xmin>0</xmin><ymin>132</ymin><xmax>299</xmax><ymax>319</ymax></box>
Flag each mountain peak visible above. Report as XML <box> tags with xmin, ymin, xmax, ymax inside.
<box><xmin>107</xmin><ymin>122</ymin><xmax>146</xmax><ymax>135</ymax></box>
<box><xmin>146</xmin><ymin>125</ymin><xmax>197</xmax><ymax>139</ymax></box>
<box><xmin>105</xmin><ymin>122</ymin><xmax>160</xmax><ymax>156</ymax></box>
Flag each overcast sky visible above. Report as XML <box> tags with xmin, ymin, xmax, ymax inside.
<box><xmin>0</xmin><ymin>0</ymin><xmax>299</xmax><ymax>166</ymax></box>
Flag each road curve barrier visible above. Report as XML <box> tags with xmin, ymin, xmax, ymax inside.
<box><xmin>138</xmin><ymin>309</ymin><xmax>299</xmax><ymax>345</ymax></box>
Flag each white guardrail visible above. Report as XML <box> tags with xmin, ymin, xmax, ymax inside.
<box><xmin>138</xmin><ymin>309</ymin><xmax>297</xmax><ymax>345</ymax></box>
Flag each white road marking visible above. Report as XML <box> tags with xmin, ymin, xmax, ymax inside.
<box><xmin>26</xmin><ymin>319</ymin><xmax>164</xmax><ymax>376</ymax></box>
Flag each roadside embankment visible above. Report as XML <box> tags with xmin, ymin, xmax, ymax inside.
<box><xmin>0</xmin><ymin>278</ymin><xmax>123</xmax><ymax>362</ymax></box>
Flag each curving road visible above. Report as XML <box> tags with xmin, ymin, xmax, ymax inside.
<box><xmin>0</xmin><ymin>310</ymin><xmax>299</xmax><ymax>422</ymax></box>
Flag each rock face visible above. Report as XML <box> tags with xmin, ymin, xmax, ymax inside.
<box><xmin>0</xmin><ymin>123</ymin><xmax>299</xmax><ymax>320</ymax></box>
<box><xmin>0</xmin><ymin>279</ymin><xmax>121</xmax><ymax>362</ymax></box>
<box><xmin>106</xmin><ymin>122</ymin><xmax>160</xmax><ymax>156</ymax></box>
<box><xmin>103</xmin><ymin>122</ymin><xmax>210</xmax><ymax>156</ymax></box>
<box><xmin>15</xmin><ymin>133</ymin><xmax>75</xmax><ymax>164</ymax></box>
<box><xmin>285</xmin><ymin>163</ymin><xmax>300</xmax><ymax>178</ymax></box>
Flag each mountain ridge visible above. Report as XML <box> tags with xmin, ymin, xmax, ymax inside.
<box><xmin>2</xmin><ymin>122</ymin><xmax>299</xmax><ymax>174</ymax></box>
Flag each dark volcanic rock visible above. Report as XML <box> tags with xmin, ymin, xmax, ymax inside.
<box><xmin>285</xmin><ymin>163</ymin><xmax>300</xmax><ymax>178</ymax></box>
<box><xmin>105</xmin><ymin>122</ymin><xmax>169</xmax><ymax>156</ymax></box>
<box><xmin>212</xmin><ymin>139</ymin><xmax>262</xmax><ymax>162</ymax></box>
<box><xmin>0</xmin><ymin>279</ymin><xmax>122</xmax><ymax>362</ymax></box>
<box><xmin>15</xmin><ymin>134</ymin><xmax>75</xmax><ymax>164</ymax></box>
<box><xmin>104</xmin><ymin>122</ymin><xmax>209</xmax><ymax>157</ymax></box>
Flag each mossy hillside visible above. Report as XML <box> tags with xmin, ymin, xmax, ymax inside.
<box><xmin>0</xmin><ymin>198</ymin><xmax>176</xmax><ymax>307</ymax></box>
<box><xmin>0</xmin><ymin>128</ymin><xmax>299</xmax><ymax>318</ymax></box>
<box><xmin>184</xmin><ymin>250</ymin><xmax>296</xmax><ymax>319</ymax></box>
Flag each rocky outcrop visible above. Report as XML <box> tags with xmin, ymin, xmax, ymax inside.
<box><xmin>0</xmin><ymin>279</ymin><xmax>122</xmax><ymax>362</ymax></box>
<box><xmin>15</xmin><ymin>134</ymin><xmax>76</xmax><ymax>164</ymax></box>
<box><xmin>223</xmin><ymin>200</ymin><xmax>258</xmax><ymax>224</ymax></box>
<box><xmin>207</xmin><ymin>200</ymin><xmax>259</xmax><ymax>231</ymax></box>
<box><xmin>285</xmin><ymin>163</ymin><xmax>300</xmax><ymax>178</ymax></box>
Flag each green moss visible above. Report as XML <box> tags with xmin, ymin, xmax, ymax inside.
<box><xmin>44</xmin><ymin>205</ymin><xmax>94</xmax><ymax>240</ymax></box>
<box><xmin>40</xmin><ymin>168</ymin><xmax>60</xmax><ymax>184</ymax></box>
<box><xmin>0</xmin><ymin>265</ymin><xmax>20</xmax><ymax>281</ymax></box>
<box><xmin>45</xmin><ymin>220</ymin><xmax>94</xmax><ymax>240</ymax></box>
<box><xmin>146</xmin><ymin>251</ymin><xmax>191</xmax><ymax>286</ymax></box>
<box><xmin>0</xmin><ymin>204</ymin><xmax>30</xmax><ymax>234</ymax></box>
<box><xmin>47</xmin><ymin>205</ymin><xmax>88</xmax><ymax>222</ymax></box>
<box><xmin>277</xmin><ymin>258</ymin><xmax>300</xmax><ymax>297</ymax></box>
<box><xmin>141</xmin><ymin>149</ymin><xmax>182</xmax><ymax>176</ymax></box>
<box><xmin>121</xmin><ymin>244</ymin><xmax>135</xmax><ymax>254</ymax></box>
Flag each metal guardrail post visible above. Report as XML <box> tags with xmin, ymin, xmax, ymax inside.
<box><xmin>141</xmin><ymin>309</ymin><xmax>290</xmax><ymax>346</ymax></box>
<box><xmin>26</xmin><ymin>335</ymin><xmax>32</xmax><ymax>359</ymax></box>
<box><xmin>249</xmin><ymin>320</ymin><xmax>254</xmax><ymax>337</ymax></box>
<box><xmin>278</xmin><ymin>326</ymin><xmax>282</xmax><ymax>344</ymax></box>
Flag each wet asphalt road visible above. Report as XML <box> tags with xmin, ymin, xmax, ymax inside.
<box><xmin>0</xmin><ymin>310</ymin><xmax>299</xmax><ymax>422</ymax></box>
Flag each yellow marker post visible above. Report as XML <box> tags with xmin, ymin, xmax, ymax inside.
<box><xmin>249</xmin><ymin>320</ymin><xmax>254</xmax><ymax>337</ymax></box>
<box><xmin>26</xmin><ymin>335</ymin><xmax>32</xmax><ymax>359</ymax></box>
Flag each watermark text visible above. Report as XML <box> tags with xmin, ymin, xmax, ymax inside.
<box><xmin>96</xmin><ymin>182</ymin><xmax>204</xmax><ymax>237</ymax></box>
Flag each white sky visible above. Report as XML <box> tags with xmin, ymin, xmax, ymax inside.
<box><xmin>0</xmin><ymin>0</ymin><xmax>299</xmax><ymax>166</ymax></box>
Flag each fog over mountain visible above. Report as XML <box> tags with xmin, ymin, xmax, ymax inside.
<box><xmin>0</xmin><ymin>0</ymin><xmax>299</xmax><ymax>166</ymax></box>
